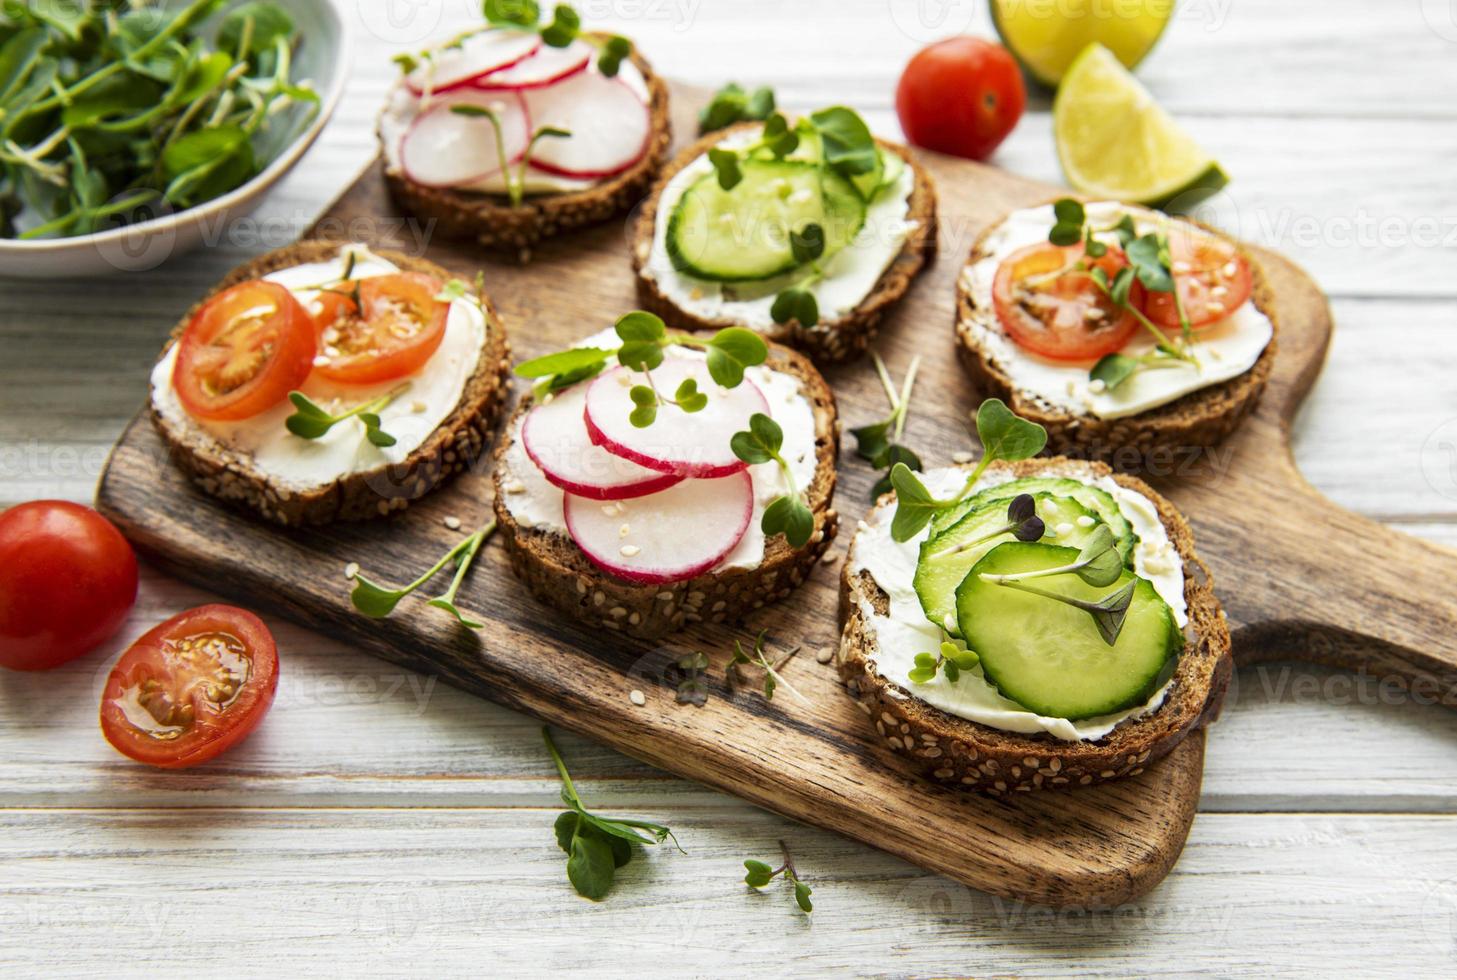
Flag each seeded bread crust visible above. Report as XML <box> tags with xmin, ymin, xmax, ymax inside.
<box><xmin>492</xmin><ymin>340</ymin><xmax>839</xmax><ymax>639</ymax></box>
<box><xmin>837</xmin><ymin>457</ymin><xmax>1232</xmax><ymax>794</ymax></box>
<box><xmin>953</xmin><ymin>205</ymin><xmax>1277</xmax><ymax>470</ymax></box>
<box><xmin>379</xmin><ymin>38</ymin><xmax>671</xmax><ymax>263</ymax></box>
<box><xmin>150</xmin><ymin>241</ymin><xmax>511</xmax><ymax>527</ymax></box>
<box><xmin>630</xmin><ymin>122</ymin><xmax>939</xmax><ymax>364</ymax></box>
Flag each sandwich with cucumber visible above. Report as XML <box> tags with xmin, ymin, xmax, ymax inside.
<box><xmin>149</xmin><ymin>241</ymin><xmax>511</xmax><ymax>526</ymax></box>
<box><xmin>632</xmin><ymin>105</ymin><xmax>937</xmax><ymax>363</ymax></box>
<box><xmin>493</xmin><ymin>311</ymin><xmax>839</xmax><ymax>638</ymax></box>
<box><xmin>379</xmin><ymin>8</ymin><xmax>670</xmax><ymax>260</ymax></box>
<box><xmin>955</xmin><ymin>198</ymin><xmax>1276</xmax><ymax>468</ymax></box>
<box><xmin>837</xmin><ymin>401</ymin><xmax>1231</xmax><ymax>792</ymax></box>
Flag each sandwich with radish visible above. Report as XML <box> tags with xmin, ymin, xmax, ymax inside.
<box><xmin>149</xmin><ymin>242</ymin><xmax>510</xmax><ymax>526</ymax></box>
<box><xmin>380</xmin><ymin>4</ymin><xmax>670</xmax><ymax>260</ymax></box>
<box><xmin>955</xmin><ymin>198</ymin><xmax>1277</xmax><ymax>468</ymax></box>
<box><xmin>493</xmin><ymin>311</ymin><xmax>839</xmax><ymax>638</ymax></box>
<box><xmin>632</xmin><ymin>103</ymin><xmax>937</xmax><ymax>363</ymax></box>
<box><xmin>837</xmin><ymin>399</ymin><xmax>1232</xmax><ymax>793</ymax></box>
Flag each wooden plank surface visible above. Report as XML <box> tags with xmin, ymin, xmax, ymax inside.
<box><xmin>3</xmin><ymin>0</ymin><xmax>1455</xmax><ymax>973</ymax></box>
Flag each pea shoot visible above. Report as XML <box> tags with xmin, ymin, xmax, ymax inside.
<box><xmin>851</xmin><ymin>351</ymin><xmax>923</xmax><ymax>500</ymax></box>
<box><xmin>730</xmin><ymin>413</ymin><xmax>814</xmax><ymax>549</ymax></box>
<box><xmin>285</xmin><ymin>384</ymin><xmax>410</xmax><ymax>449</ymax></box>
<box><xmin>699</xmin><ymin>82</ymin><xmax>776</xmax><ymax>133</ymax></box>
<box><xmin>743</xmin><ymin>840</ymin><xmax>813</xmax><ymax>914</ymax></box>
<box><xmin>727</xmin><ymin>631</ymin><xmax>808</xmax><ymax>704</ymax></box>
<box><xmin>350</xmin><ymin>522</ymin><xmax>497</xmax><ymax>629</ymax></box>
<box><xmin>476</xmin><ymin>1</ymin><xmax>633</xmax><ymax>77</ymax></box>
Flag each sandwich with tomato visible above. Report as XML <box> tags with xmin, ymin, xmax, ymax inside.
<box><xmin>955</xmin><ymin>199</ymin><xmax>1276</xmax><ymax>467</ymax></box>
<box><xmin>149</xmin><ymin>241</ymin><xmax>511</xmax><ymax>525</ymax></box>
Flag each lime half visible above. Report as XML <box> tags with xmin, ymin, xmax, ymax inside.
<box><xmin>991</xmin><ymin>0</ymin><xmax>1173</xmax><ymax>89</ymax></box>
<box><xmin>1053</xmin><ymin>43</ymin><xmax>1227</xmax><ymax>208</ymax></box>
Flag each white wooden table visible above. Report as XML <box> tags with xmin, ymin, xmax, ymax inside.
<box><xmin>3</xmin><ymin>1</ymin><xmax>1456</xmax><ymax>975</ymax></box>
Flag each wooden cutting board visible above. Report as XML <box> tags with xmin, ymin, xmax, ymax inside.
<box><xmin>95</xmin><ymin>84</ymin><xmax>1457</xmax><ymax>908</ymax></box>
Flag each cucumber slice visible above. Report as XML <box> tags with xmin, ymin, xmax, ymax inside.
<box><xmin>875</xmin><ymin>149</ymin><xmax>905</xmax><ymax>197</ymax></box>
<box><xmin>930</xmin><ymin>476</ymin><xmax>1136</xmax><ymax>563</ymax></box>
<box><xmin>956</xmin><ymin>542</ymin><xmax>1182</xmax><ymax>720</ymax></box>
<box><xmin>666</xmin><ymin>160</ymin><xmax>866</xmax><ymax>282</ymax></box>
<box><xmin>914</xmin><ymin>493</ymin><xmax>1098</xmax><ymax>632</ymax></box>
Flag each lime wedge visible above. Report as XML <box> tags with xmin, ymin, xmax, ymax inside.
<box><xmin>1053</xmin><ymin>43</ymin><xmax>1228</xmax><ymax>208</ymax></box>
<box><xmin>991</xmin><ymin>0</ymin><xmax>1172</xmax><ymax>89</ymax></box>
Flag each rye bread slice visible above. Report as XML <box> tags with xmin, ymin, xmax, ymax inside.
<box><xmin>630</xmin><ymin>122</ymin><xmax>938</xmax><ymax>364</ymax></box>
<box><xmin>380</xmin><ymin>37</ymin><xmax>671</xmax><ymax>263</ymax></box>
<box><xmin>150</xmin><ymin>241</ymin><xmax>512</xmax><ymax>526</ymax></box>
<box><xmin>954</xmin><ymin>204</ymin><xmax>1278</xmax><ymax>471</ymax></box>
<box><xmin>837</xmin><ymin>457</ymin><xmax>1232</xmax><ymax>794</ymax></box>
<box><xmin>492</xmin><ymin>340</ymin><xmax>839</xmax><ymax>639</ymax></box>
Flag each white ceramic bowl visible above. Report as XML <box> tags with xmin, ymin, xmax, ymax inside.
<box><xmin>0</xmin><ymin>0</ymin><xmax>351</xmax><ymax>279</ymax></box>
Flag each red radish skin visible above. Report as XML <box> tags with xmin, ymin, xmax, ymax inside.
<box><xmin>584</xmin><ymin>362</ymin><xmax>770</xmax><ymax>479</ymax></box>
<box><xmin>564</xmin><ymin>471</ymin><xmax>754</xmax><ymax>584</ymax></box>
<box><xmin>473</xmin><ymin>40</ymin><xmax>592</xmax><ymax>90</ymax></box>
<box><xmin>521</xmin><ymin>384</ymin><xmax>684</xmax><ymax>500</ymax></box>
<box><xmin>524</xmin><ymin>72</ymin><xmax>651</xmax><ymax>178</ymax></box>
<box><xmin>405</xmin><ymin>31</ymin><xmax>542</xmax><ymax>95</ymax></box>
<box><xmin>401</xmin><ymin>90</ymin><xmax>530</xmax><ymax>189</ymax></box>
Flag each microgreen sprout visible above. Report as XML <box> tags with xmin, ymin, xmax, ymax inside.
<box><xmin>888</xmin><ymin>399</ymin><xmax>1048</xmax><ymax>543</ymax></box>
<box><xmin>731</xmin><ymin>413</ymin><xmax>814</xmax><ymax>548</ymax></box>
<box><xmin>851</xmin><ymin>352</ymin><xmax>923</xmax><ymax>500</ymax></box>
<box><xmin>675</xmin><ymin>652</ymin><xmax>710</xmax><ymax>706</ymax></box>
<box><xmin>743</xmin><ymin>840</ymin><xmax>813</xmax><ymax>914</ymax></box>
<box><xmin>927</xmin><ymin>493</ymin><xmax>1046</xmax><ymax>560</ymax></box>
<box><xmin>449</xmin><ymin>103</ymin><xmax>569</xmax><ymax>207</ymax></box>
<box><xmin>544</xmin><ymin>727</ymin><xmax>682</xmax><ymax>901</ymax></box>
<box><xmin>985</xmin><ymin>577</ymin><xmax>1135</xmax><ymax>646</ymax></box>
<box><xmin>699</xmin><ymin>82</ymin><xmax>776</xmax><ymax>133</ymax></box>
<box><xmin>350</xmin><ymin>522</ymin><xmax>496</xmax><ymax>628</ymax></box>
<box><xmin>979</xmin><ymin>525</ymin><xmax>1124</xmax><ymax>589</ymax></box>
<box><xmin>728</xmin><ymin>631</ymin><xmax>808</xmax><ymax>704</ymax></box>
<box><xmin>285</xmin><ymin>384</ymin><xmax>410</xmax><ymax>448</ymax></box>
<box><xmin>908</xmin><ymin>641</ymin><xmax>981</xmax><ymax>685</ymax></box>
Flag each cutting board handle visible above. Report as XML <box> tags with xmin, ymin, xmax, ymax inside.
<box><xmin>1228</xmin><ymin>459</ymin><xmax>1457</xmax><ymax>707</ymax></box>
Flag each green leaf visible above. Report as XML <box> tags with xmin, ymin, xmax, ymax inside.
<box><xmin>1049</xmin><ymin>221</ymin><xmax>1082</xmax><ymax>247</ymax></box>
<box><xmin>554</xmin><ymin>810</ymin><xmax>580</xmax><ymax>853</ymax></box>
<box><xmin>790</xmin><ymin>222</ymin><xmax>825</xmax><ymax>264</ymax></box>
<box><xmin>1109</xmin><ymin>265</ymin><xmax>1135</xmax><ymax>306</ymax></box>
<box><xmin>540</xmin><ymin>4</ymin><xmax>580</xmax><ymax>46</ymax></box>
<box><xmin>450</xmin><ymin>103</ymin><xmax>495</xmax><ymax>118</ymax></box>
<box><xmin>514</xmin><ymin>346</ymin><xmax>610</xmax><ymax>379</ymax></box>
<box><xmin>698</xmin><ymin>83</ymin><xmax>746</xmax><ymax>133</ymax></box>
<box><xmin>1052</xmin><ymin>198</ymin><xmax>1085</xmax><ymax>226</ymax></box>
<box><xmin>708</xmin><ymin>146</ymin><xmax>742</xmax><ymax>190</ymax></box>
<box><xmin>29</xmin><ymin>0</ymin><xmax>89</xmax><ymax>40</ymax></box>
<box><xmin>218</xmin><ymin>2</ymin><xmax>295</xmax><ymax>57</ymax></box>
<box><xmin>596</xmin><ymin>35</ymin><xmax>630</xmax><ymax>77</ymax></box>
<box><xmin>1090</xmin><ymin>353</ymin><xmax>1140</xmax><ymax>391</ymax></box>
<box><xmin>674</xmin><ymin>378</ymin><xmax>707</xmax><ymax>412</ymax></box>
<box><xmin>629</xmin><ymin>404</ymin><xmax>657</xmax><ymax>428</ymax></box>
<box><xmin>703</xmin><ymin>327</ymin><xmax>767</xmax><ymax>388</ymax></box>
<box><xmin>871</xmin><ymin>442</ymin><xmax>921</xmax><ymax>474</ymax></box>
<box><xmin>483</xmin><ymin>0</ymin><xmax>540</xmax><ymax>27</ymax></box>
<box><xmin>907</xmin><ymin>666</ymin><xmax>935</xmax><ymax>684</ymax></box>
<box><xmin>0</xmin><ymin>28</ymin><xmax>51</xmax><ymax>105</ymax></box>
<box><xmin>616</xmin><ymin>341</ymin><xmax>664</xmax><ymax>372</ymax></box>
<box><xmin>942</xmin><ymin>659</ymin><xmax>961</xmax><ymax>683</ymax></box>
<box><xmin>350</xmin><ymin>575</ymin><xmax>406</xmax><ymax>618</ymax></box>
<box><xmin>1112</xmin><ymin>214</ymin><xmax>1138</xmax><ymax>247</ymax></box>
<box><xmin>1127</xmin><ymin>233</ymin><xmax>1175</xmax><ymax>292</ymax></box>
<box><xmin>793</xmin><ymin>880</ymin><xmax>813</xmax><ymax>913</ymax></box>
<box><xmin>745</xmin><ymin>86</ymin><xmax>775</xmax><ymax>120</ymax></box>
<box><xmin>1083</xmin><ymin>233</ymin><xmax>1108</xmax><ymax>259</ymax></box>
<box><xmin>361</xmin><ymin>415</ymin><xmax>397</xmax><ymax>448</ymax></box>
<box><xmin>809</xmin><ymin>105</ymin><xmax>880</xmax><ymax>184</ymax></box>
<box><xmin>769</xmin><ymin>288</ymin><xmax>818</xmax><ymax>327</ymax></box>
<box><xmin>975</xmin><ymin>398</ymin><xmax>1047</xmax><ymax>464</ymax></box>
<box><xmin>744</xmin><ymin>860</ymin><xmax>774</xmax><ymax>888</ymax></box>
<box><xmin>176</xmin><ymin>51</ymin><xmax>234</xmax><ymax>103</ymax></box>
<box><xmin>426</xmin><ymin>596</ymin><xmax>484</xmax><ymax>629</ymax></box>
<box><xmin>566</xmin><ymin>823</ymin><xmax>617</xmax><ymax>900</ymax></box>
<box><xmin>888</xmin><ymin>463</ymin><xmax>939</xmax><ymax>543</ymax></box>
<box><xmin>851</xmin><ymin>420</ymin><xmax>891</xmax><ymax>463</ymax></box>
<box><xmin>761</xmin><ymin>494</ymin><xmax>813</xmax><ymax>548</ymax></box>
<box><xmin>161</xmin><ymin>125</ymin><xmax>250</xmax><ymax>187</ymax></box>
<box><xmin>1089</xmin><ymin>581</ymin><xmax>1136</xmax><ymax>645</ymax></box>
<box><xmin>913</xmin><ymin>652</ymin><xmax>937</xmax><ymax>670</ymax></box>
<box><xmin>615</xmin><ymin>310</ymin><xmax>666</xmax><ymax>343</ymax></box>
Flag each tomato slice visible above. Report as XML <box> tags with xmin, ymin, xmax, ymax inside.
<box><xmin>1144</xmin><ymin>227</ymin><xmax>1253</xmax><ymax>330</ymax></box>
<box><xmin>309</xmin><ymin>273</ymin><xmax>450</xmax><ymax>385</ymax></box>
<box><xmin>99</xmin><ymin>604</ymin><xmax>279</xmax><ymax>769</ymax></box>
<box><xmin>174</xmin><ymin>281</ymin><xmax>316</xmax><ymax>421</ymax></box>
<box><xmin>992</xmin><ymin>242</ymin><xmax>1143</xmax><ymax>362</ymax></box>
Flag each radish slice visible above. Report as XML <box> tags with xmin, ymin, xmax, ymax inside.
<box><xmin>584</xmin><ymin>361</ymin><xmax>769</xmax><ymax>478</ymax></box>
<box><xmin>473</xmin><ymin>40</ymin><xmax>591</xmax><ymax>90</ymax></box>
<box><xmin>565</xmin><ymin>471</ymin><xmax>753</xmax><ymax>584</ymax></box>
<box><xmin>405</xmin><ymin>31</ymin><xmax>542</xmax><ymax>95</ymax></box>
<box><xmin>401</xmin><ymin>90</ymin><xmax>529</xmax><ymax>189</ymax></box>
<box><xmin>524</xmin><ymin>71</ymin><xmax>651</xmax><ymax>178</ymax></box>
<box><xmin>522</xmin><ymin>383</ymin><xmax>684</xmax><ymax>500</ymax></box>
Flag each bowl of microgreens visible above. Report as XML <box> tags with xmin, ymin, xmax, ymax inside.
<box><xmin>0</xmin><ymin>0</ymin><xmax>349</xmax><ymax>278</ymax></box>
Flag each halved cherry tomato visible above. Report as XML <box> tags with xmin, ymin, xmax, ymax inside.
<box><xmin>99</xmin><ymin>604</ymin><xmax>279</xmax><ymax>769</ymax></box>
<box><xmin>174</xmin><ymin>280</ymin><xmax>316</xmax><ymax>421</ymax></box>
<box><xmin>0</xmin><ymin>501</ymin><xmax>138</xmax><ymax>671</ymax></box>
<box><xmin>1144</xmin><ymin>227</ymin><xmax>1252</xmax><ymax>330</ymax></box>
<box><xmin>308</xmin><ymin>273</ymin><xmax>449</xmax><ymax>385</ymax></box>
<box><xmin>992</xmin><ymin>242</ymin><xmax>1144</xmax><ymax>362</ymax></box>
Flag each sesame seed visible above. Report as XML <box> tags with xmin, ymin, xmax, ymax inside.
<box><xmin>1076</xmin><ymin>515</ymin><xmax>1096</xmax><ymax>528</ymax></box>
<box><xmin>821</xmin><ymin>551</ymin><xmax>838</xmax><ymax>565</ymax></box>
<box><xmin>1056</xmin><ymin>522</ymin><xmax>1074</xmax><ymax>536</ymax></box>
<box><xmin>952</xmin><ymin>451</ymin><xmax>974</xmax><ymax>464</ymax></box>
<box><xmin>629</xmin><ymin>689</ymin><xmax>646</xmax><ymax>706</ymax></box>
<box><xmin>816</xmin><ymin>648</ymin><xmax>833</xmax><ymax>664</ymax></box>
<box><xmin>1172</xmin><ymin>260</ymin><xmax>1192</xmax><ymax>274</ymax></box>
<box><xmin>411</xmin><ymin>400</ymin><xmax>427</xmax><ymax>413</ymax></box>
<box><xmin>1211</xmin><ymin>285</ymin><xmax>1229</xmax><ymax>298</ymax></box>
<box><xmin>312</xmin><ymin>355</ymin><xmax>330</xmax><ymax>367</ymax></box>
<box><xmin>1088</xmin><ymin>378</ymin><xmax>1107</xmax><ymax>393</ymax></box>
<box><xmin>503</xmin><ymin>480</ymin><xmax>526</xmax><ymax>494</ymax></box>
<box><xmin>1083</xmin><ymin>307</ymin><xmax>1105</xmax><ymax>321</ymax></box>
<box><xmin>1222</xmin><ymin>262</ymin><xmax>1239</xmax><ymax>277</ymax></box>
<box><xmin>443</xmin><ymin>515</ymin><xmax>461</xmax><ymax>530</ymax></box>
<box><xmin>620</xmin><ymin>545</ymin><xmax>641</xmax><ymax>557</ymax></box>
<box><xmin>1205</xmin><ymin>301</ymin><xmax>1226</xmax><ymax>315</ymax></box>
<box><xmin>344</xmin><ymin>562</ymin><xmax>360</xmax><ymax>580</ymax></box>
<box><xmin>619</xmin><ymin>523</ymin><xmax>630</xmax><ymax>538</ymax></box>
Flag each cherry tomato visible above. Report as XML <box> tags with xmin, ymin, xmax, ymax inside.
<box><xmin>896</xmin><ymin>37</ymin><xmax>1026</xmax><ymax>161</ymax></box>
<box><xmin>992</xmin><ymin>241</ymin><xmax>1144</xmax><ymax>362</ymax></box>
<box><xmin>1144</xmin><ymin>227</ymin><xmax>1253</xmax><ymax>330</ymax></box>
<box><xmin>99</xmin><ymin>604</ymin><xmax>279</xmax><ymax>769</ymax></box>
<box><xmin>0</xmin><ymin>501</ymin><xmax>138</xmax><ymax>671</ymax></box>
<box><xmin>174</xmin><ymin>280</ymin><xmax>316</xmax><ymax>421</ymax></box>
<box><xmin>308</xmin><ymin>273</ymin><xmax>450</xmax><ymax>385</ymax></box>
